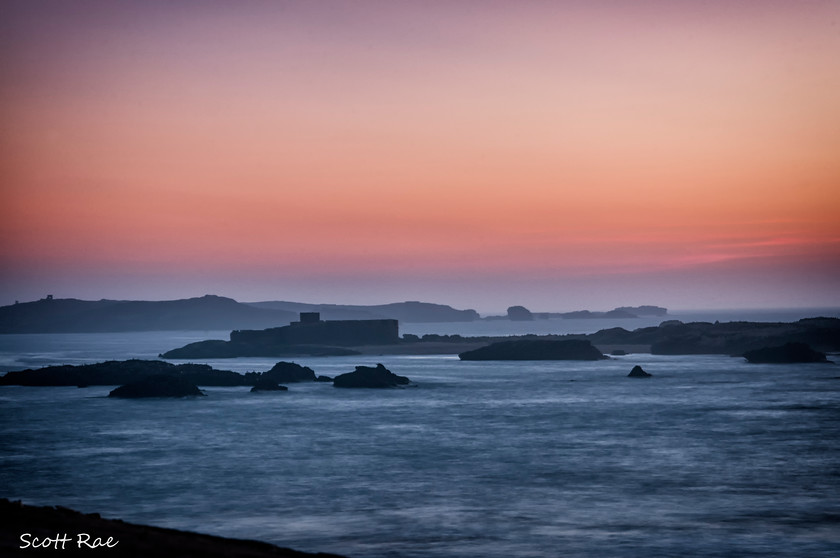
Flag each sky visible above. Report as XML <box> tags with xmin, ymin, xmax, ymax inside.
<box><xmin>1</xmin><ymin>0</ymin><xmax>839</xmax><ymax>314</ymax></box>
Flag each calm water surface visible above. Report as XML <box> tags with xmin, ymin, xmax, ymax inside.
<box><xmin>1</xmin><ymin>331</ymin><xmax>839</xmax><ymax>557</ymax></box>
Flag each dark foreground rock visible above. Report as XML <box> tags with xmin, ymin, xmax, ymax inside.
<box><xmin>250</xmin><ymin>376</ymin><xmax>289</xmax><ymax>392</ymax></box>
<box><xmin>108</xmin><ymin>375</ymin><xmax>205</xmax><ymax>398</ymax></box>
<box><xmin>0</xmin><ymin>498</ymin><xmax>345</xmax><ymax>558</ymax></box>
<box><xmin>333</xmin><ymin>363</ymin><xmax>411</xmax><ymax>388</ymax></box>
<box><xmin>628</xmin><ymin>365</ymin><xmax>652</xmax><ymax>378</ymax></box>
<box><xmin>743</xmin><ymin>342</ymin><xmax>831</xmax><ymax>364</ymax></box>
<box><xmin>459</xmin><ymin>339</ymin><xmax>607</xmax><ymax>361</ymax></box>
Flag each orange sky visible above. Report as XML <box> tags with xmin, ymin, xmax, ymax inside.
<box><xmin>1</xmin><ymin>1</ymin><xmax>838</xmax><ymax>311</ymax></box>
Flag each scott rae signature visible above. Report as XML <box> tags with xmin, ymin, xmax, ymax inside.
<box><xmin>19</xmin><ymin>533</ymin><xmax>118</xmax><ymax>550</ymax></box>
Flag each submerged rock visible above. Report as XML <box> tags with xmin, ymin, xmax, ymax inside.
<box><xmin>627</xmin><ymin>365</ymin><xmax>652</xmax><ymax>378</ymax></box>
<box><xmin>109</xmin><ymin>374</ymin><xmax>205</xmax><ymax>398</ymax></box>
<box><xmin>333</xmin><ymin>363</ymin><xmax>411</xmax><ymax>388</ymax></box>
<box><xmin>743</xmin><ymin>342</ymin><xmax>830</xmax><ymax>364</ymax></box>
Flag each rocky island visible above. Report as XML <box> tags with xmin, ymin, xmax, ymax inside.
<box><xmin>161</xmin><ymin>312</ymin><xmax>397</xmax><ymax>358</ymax></box>
<box><xmin>333</xmin><ymin>363</ymin><xmax>411</xmax><ymax>388</ymax></box>
<box><xmin>459</xmin><ymin>339</ymin><xmax>607</xmax><ymax>361</ymax></box>
<box><xmin>109</xmin><ymin>374</ymin><xmax>207</xmax><ymax>398</ymax></box>
<box><xmin>0</xmin><ymin>359</ymin><xmax>413</xmax><ymax>394</ymax></box>
<box><xmin>0</xmin><ymin>359</ymin><xmax>317</xmax><ymax>395</ymax></box>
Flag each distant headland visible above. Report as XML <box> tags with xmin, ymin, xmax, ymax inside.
<box><xmin>0</xmin><ymin>295</ymin><xmax>666</xmax><ymax>334</ymax></box>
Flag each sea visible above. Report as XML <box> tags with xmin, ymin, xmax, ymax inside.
<box><xmin>1</xmin><ymin>309</ymin><xmax>839</xmax><ymax>557</ymax></box>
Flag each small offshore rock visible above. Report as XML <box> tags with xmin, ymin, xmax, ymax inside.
<box><xmin>250</xmin><ymin>376</ymin><xmax>289</xmax><ymax>392</ymax></box>
<box><xmin>333</xmin><ymin>363</ymin><xmax>411</xmax><ymax>388</ymax></box>
<box><xmin>263</xmin><ymin>361</ymin><xmax>316</xmax><ymax>383</ymax></box>
<box><xmin>627</xmin><ymin>365</ymin><xmax>652</xmax><ymax>378</ymax></box>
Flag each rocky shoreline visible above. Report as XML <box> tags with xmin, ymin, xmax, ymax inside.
<box><xmin>1</xmin><ymin>499</ymin><xmax>345</xmax><ymax>557</ymax></box>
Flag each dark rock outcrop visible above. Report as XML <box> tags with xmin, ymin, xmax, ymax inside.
<box><xmin>315</xmin><ymin>375</ymin><xmax>334</xmax><ymax>382</ymax></box>
<box><xmin>743</xmin><ymin>342</ymin><xmax>830</xmax><ymax>364</ymax></box>
<box><xmin>263</xmin><ymin>361</ymin><xmax>316</xmax><ymax>383</ymax></box>
<box><xmin>250</xmin><ymin>377</ymin><xmax>289</xmax><ymax>392</ymax></box>
<box><xmin>0</xmin><ymin>498</ymin><xmax>347</xmax><ymax>558</ymax></box>
<box><xmin>161</xmin><ymin>340</ymin><xmax>362</xmax><ymax>359</ymax></box>
<box><xmin>333</xmin><ymin>363</ymin><xmax>411</xmax><ymax>388</ymax></box>
<box><xmin>459</xmin><ymin>339</ymin><xmax>607</xmax><ymax>361</ymax></box>
<box><xmin>627</xmin><ymin>365</ymin><xmax>652</xmax><ymax>378</ymax></box>
<box><xmin>507</xmin><ymin>305</ymin><xmax>534</xmax><ymax>321</ymax></box>
<box><xmin>108</xmin><ymin>374</ymin><xmax>205</xmax><ymax>398</ymax></box>
<box><xmin>0</xmin><ymin>360</ymin><xmax>247</xmax><ymax>387</ymax></box>
<box><xmin>650</xmin><ymin>318</ymin><xmax>840</xmax><ymax>356</ymax></box>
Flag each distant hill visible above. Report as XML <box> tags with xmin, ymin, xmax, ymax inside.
<box><xmin>247</xmin><ymin>300</ymin><xmax>480</xmax><ymax>323</ymax></box>
<box><xmin>0</xmin><ymin>295</ymin><xmax>297</xmax><ymax>333</ymax></box>
<box><xmin>0</xmin><ymin>296</ymin><xmax>481</xmax><ymax>333</ymax></box>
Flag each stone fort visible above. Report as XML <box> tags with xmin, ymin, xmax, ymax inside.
<box><xmin>230</xmin><ymin>312</ymin><xmax>399</xmax><ymax>347</ymax></box>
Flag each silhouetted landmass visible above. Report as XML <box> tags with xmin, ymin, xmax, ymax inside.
<box><xmin>161</xmin><ymin>340</ymin><xmax>360</xmax><ymax>358</ymax></box>
<box><xmin>559</xmin><ymin>309</ymin><xmax>638</xmax><ymax>319</ymax></box>
<box><xmin>743</xmin><ymin>342</ymin><xmax>830</xmax><ymax>364</ymax></box>
<box><xmin>0</xmin><ymin>499</ymin><xmax>346</xmax><ymax>558</ymax></box>
<box><xmin>645</xmin><ymin>318</ymin><xmax>840</xmax><ymax>355</ymax></box>
<box><xmin>628</xmin><ymin>365</ymin><xmax>652</xmax><ymax>378</ymax></box>
<box><xmin>0</xmin><ymin>359</ymin><xmax>316</xmax><ymax>389</ymax></box>
<box><xmin>248</xmin><ymin>300</ymin><xmax>480</xmax><ymax>322</ymax></box>
<box><xmin>161</xmin><ymin>317</ymin><xmax>840</xmax><ymax>358</ymax></box>
<box><xmin>333</xmin><ymin>363</ymin><xmax>411</xmax><ymax>388</ymax></box>
<box><xmin>162</xmin><ymin>314</ymin><xmax>395</xmax><ymax>358</ymax></box>
<box><xmin>459</xmin><ymin>339</ymin><xmax>608</xmax><ymax>361</ymax></box>
<box><xmin>507</xmin><ymin>305</ymin><xmax>534</xmax><ymax>321</ymax></box>
<box><xmin>485</xmin><ymin>305</ymin><xmax>668</xmax><ymax>320</ymax></box>
<box><xmin>616</xmin><ymin>305</ymin><xmax>668</xmax><ymax>316</ymax></box>
<box><xmin>0</xmin><ymin>295</ymin><xmax>297</xmax><ymax>333</ymax></box>
<box><xmin>0</xmin><ymin>296</ymin><xmax>485</xmax><ymax>333</ymax></box>
<box><xmin>0</xmin><ymin>360</ymin><xmax>237</xmax><ymax>387</ymax></box>
<box><xmin>109</xmin><ymin>374</ymin><xmax>206</xmax><ymax>398</ymax></box>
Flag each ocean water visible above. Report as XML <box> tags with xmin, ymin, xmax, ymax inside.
<box><xmin>1</xmin><ymin>329</ymin><xmax>839</xmax><ymax>557</ymax></box>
